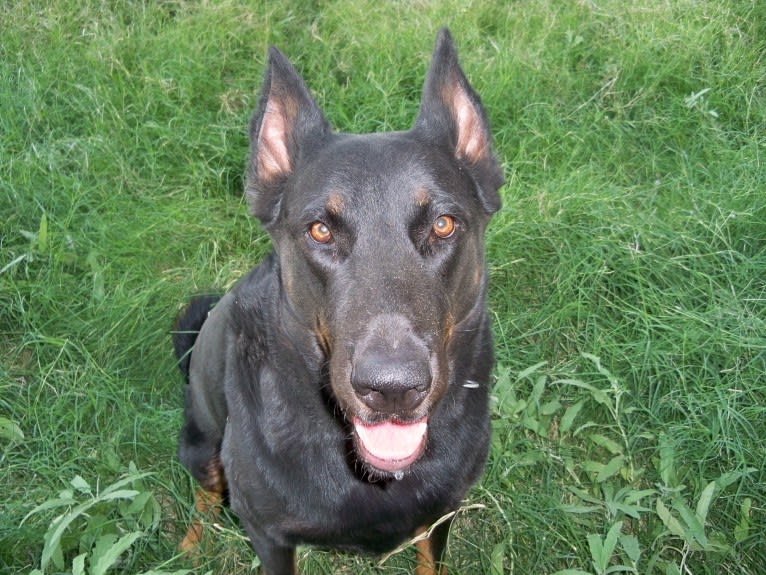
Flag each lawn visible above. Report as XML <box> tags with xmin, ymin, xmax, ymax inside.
<box><xmin>1</xmin><ymin>1</ymin><xmax>764</xmax><ymax>573</ymax></box>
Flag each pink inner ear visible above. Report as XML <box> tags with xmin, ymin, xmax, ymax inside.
<box><xmin>452</xmin><ymin>88</ymin><xmax>488</xmax><ymax>164</ymax></box>
<box><xmin>257</xmin><ymin>101</ymin><xmax>292</xmax><ymax>181</ymax></box>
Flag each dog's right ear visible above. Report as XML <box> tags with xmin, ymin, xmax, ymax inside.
<box><xmin>246</xmin><ymin>48</ymin><xmax>331</xmax><ymax>226</ymax></box>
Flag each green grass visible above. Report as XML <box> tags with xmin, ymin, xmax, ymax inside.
<box><xmin>2</xmin><ymin>0</ymin><xmax>764</xmax><ymax>573</ymax></box>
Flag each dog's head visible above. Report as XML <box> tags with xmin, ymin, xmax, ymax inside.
<box><xmin>246</xmin><ymin>29</ymin><xmax>503</xmax><ymax>476</ymax></box>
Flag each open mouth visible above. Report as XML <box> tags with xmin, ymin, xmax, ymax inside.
<box><xmin>352</xmin><ymin>417</ymin><xmax>428</xmax><ymax>474</ymax></box>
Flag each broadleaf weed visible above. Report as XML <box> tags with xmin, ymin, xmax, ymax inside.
<box><xmin>22</xmin><ymin>463</ymin><xmax>174</xmax><ymax>575</ymax></box>
<box><xmin>503</xmin><ymin>357</ymin><xmax>755</xmax><ymax>574</ymax></box>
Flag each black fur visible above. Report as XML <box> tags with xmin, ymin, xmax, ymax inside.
<box><xmin>175</xmin><ymin>28</ymin><xmax>502</xmax><ymax>575</ymax></box>
<box><xmin>173</xmin><ymin>294</ymin><xmax>221</xmax><ymax>382</ymax></box>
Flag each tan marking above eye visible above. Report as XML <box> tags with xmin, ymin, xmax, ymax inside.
<box><xmin>432</xmin><ymin>215</ymin><xmax>456</xmax><ymax>239</ymax></box>
<box><xmin>326</xmin><ymin>192</ymin><xmax>345</xmax><ymax>217</ymax></box>
<box><xmin>414</xmin><ymin>188</ymin><xmax>431</xmax><ymax>207</ymax></box>
<box><xmin>309</xmin><ymin>221</ymin><xmax>333</xmax><ymax>243</ymax></box>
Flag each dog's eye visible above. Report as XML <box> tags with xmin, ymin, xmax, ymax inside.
<box><xmin>308</xmin><ymin>221</ymin><xmax>333</xmax><ymax>244</ymax></box>
<box><xmin>432</xmin><ymin>215</ymin><xmax>456</xmax><ymax>239</ymax></box>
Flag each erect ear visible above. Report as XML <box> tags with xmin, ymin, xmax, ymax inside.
<box><xmin>245</xmin><ymin>47</ymin><xmax>331</xmax><ymax>226</ymax></box>
<box><xmin>414</xmin><ymin>29</ymin><xmax>503</xmax><ymax>213</ymax></box>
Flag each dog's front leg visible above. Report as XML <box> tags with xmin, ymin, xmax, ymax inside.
<box><xmin>242</xmin><ymin>522</ymin><xmax>297</xmax><ymax>575</ymax></box>
<box><xmin>414</xmin><ymin>519</ymin><xmax>452</xmax><ymax>575</ymax></box>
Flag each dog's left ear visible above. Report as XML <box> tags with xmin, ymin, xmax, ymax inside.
<box><xmin>246</xmin><ymin>47</ymin><xmax>332</xmax><ymax>227</ymax></box>
<box><xmin>414</xmin><ymin>29</ymin><xmax>503</xmax><ymax>213</ymax></box>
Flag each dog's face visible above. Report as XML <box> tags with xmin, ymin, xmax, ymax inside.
<box><xmin>246</xmin><ymin>30</ymin><xmax>503</xmax><ymax>475</ymax></box>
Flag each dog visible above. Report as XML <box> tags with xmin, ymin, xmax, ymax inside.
<box><xmin>173</xmin><ymin>28</ymin><xmax>503</xmax><ymax>575</ymax></box>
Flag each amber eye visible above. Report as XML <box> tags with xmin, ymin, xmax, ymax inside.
<box><xmin>308</xmin><ymin>221</ymin><xmax>333</xmax><ymax>244</ymax></box>
<box><xmin>432</xmin><ymin>215</ymin><xmax>456</xmax><ymax>239</ymax></box>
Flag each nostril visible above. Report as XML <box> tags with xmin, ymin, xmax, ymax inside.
<box><xmin>353</xmin><ymin>384</ymin><xmax>425</xmax><ymax>413</ymax></box>
<box><xmin>402</xmin><ymin>388</ymin><xmax>421</xmax><ymax>408</ymax></box>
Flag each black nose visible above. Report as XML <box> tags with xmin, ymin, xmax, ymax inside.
<box><xmin>351</xmin><ymin>349</ymin><xmax>432</xmax><ymax>414</ymax></box>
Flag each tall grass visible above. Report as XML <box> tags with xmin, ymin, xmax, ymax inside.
<box><xmin>2</xmin><ymin>1</ymin><xmax>764</xmax><ymax>573</ymax></box>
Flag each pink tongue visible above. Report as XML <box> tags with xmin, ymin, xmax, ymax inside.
<box><xmin>354</xmin><ymin>419</ymin><xmax>427</xmax><ymax>465</ymax></box>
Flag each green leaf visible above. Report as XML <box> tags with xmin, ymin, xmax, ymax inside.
<box><xmin>554</xmin><ymin>375</ymin><xmax>612</xmax><ymax>407</ymax></box>
<box><xmin>86</xmin><ymin>251</ymin><xmax>105</xmax><ymax>301</ymax></box>
<box><xmin>572</xmin><ymin>421</ymin><xmax>599</xmax><ymax>437</ymax></box>
<box><xmin>51</xmin><ymin>539</ymin><xmax>64</xmax><ymax>570</ymax></box>
<box><xmin>695</xmin><ymin>480</ymin><xmax>716</xmax><ymax>524</ymax></box>
<box><xmin>492</xmin><ymin>366</ymin><xmax>513</xmax><ymax>399</ymax></box>
<box><xmin>91</xmin><ymin>531</ymin><xmax>144</xmax><ymax>575</ymax></box>
<box><xmin>99</xmin><ymin>489</ymin><xmax>140</xmax><ymax>502</ymax></box>
<box><xmin>589</xmin><ymin>389</ymin><xmax>611</xmax><ymax>408</ymax></box>
<box><xmin>72</xmin><ymin>553</ymin><xmax>86</xmax><ymax>575</ymax></box>
<box><xmin>589</xmin><ymin>434</ymin><xmax>623</xmax><ymax>455</ymax></box>
<box><xmin>516</xmin><ymin>451</ymin><xmax>546</xmax><ymax>466</ymax></box>
<box><xmin>0</xmin><ymin>417</ymin><xmax>24</xmax><ymax>442</ymax></box>
<box><xmin>655</xmin><ymin>499</ymin><xmax>685</xmax><ymax>538</ymax></box>
<box><xmin>38</xmin><ymin>478</ymin><xmax>142</xmax><ymax>570</ymax></box>
<box><xmin>551</xmin><ymin>571</ymin><xmax>594</xmax><ymax>575</ymax></box>
<box><xmin>608</xmin><ymin>501</ymin><xmax>649</xmax><ymax>520</ymax></box>
<box><xmin>70</xmin><ymin>475</ymin><xmax>92</xmax><ymax>494</ymax></box>
<box><xmin>531</xmin><ymin>375</ymin><xmax>547</xmax><ymax>405</ymax></box>
<box><xmin>673</xmin><ymin>498</ymin><xmax>707</xmax><ymax>547</ymax></box>
<box><xmin>567</xmin><ymin>486</ymin><xmax>602</xmax><ymax>505</ymax></box>
<box><xmin>98</xmin><ymin>471</ymin><xmax>152</xmax><ymax>497</ymax></box>
<box><xmin>129</xmin><ymin>491</ymin><xmax>162</xmax><ymax>531</ymax></box>
<box><xmin>587</xmin><ymin>533</ymin><xmax>606</xmax><ymax>573</ymax></box>
<box><xmin>560</xmin><ymin>400</ymin><xmax>585</xmax><ymax>434</ymax></box>
<box><xmin>21</xmin><ymin>495</ymin><xmax>78</xmax><ymax>526</ymax></box>
<box><xmin>516</xmin><ymin>361</ymin><xmax>548</xmax><ymax>381</ymax></box>
<box><xmin>716</xmin><ymin>468</ymin><xmax>756</xmax><ymax>490</ymax></box>
<box><xmin>601</xmin><ymin>522</ymin><xmax>623</xmax><ymax>567</ymax></box>
<box><xmin>522</xmin><ymin>414</ymin><xmax>543</xmax><ymax>435</ymax></box>
<box><xmin>623</xmin><ymin>488</ymin><xmax>657</xmax><ymax>505</ymax></box>
<box><xmin>560</xmin><ymin>504</ymin><xmax>601</xmax><ymax>514</ymax></box>
<box><xmin>92</xmin><ymin>533</ymin><xmax>118</xmax><ymax>563</ymax></box>
<box><xmin>657</xmin><ymin>432</ymin><xmax>676</xmax><ymax>487</ymax></box>
<box><xmin>734</xmin><ymin>497</ymin><xmax>752</xmax><ymax>543</ymax></box>
<box><xmin>41</xmin><ymin>506</ymin><xmax>88</xmax><ymax>569</ymax></box>
<box><xmin>597</xmin><ymin>455</ymin><xmax>625</xmax><ymax>483</ymax></box>
<box><xmin>511</xmin><ymin>398</ymin><xmax>528</xmax><ymax>416</ymax></box>
<box><xmin>583</xmin><ymin>460</ymin><xmax>605</xmax><ymax>476</ymax></box>
<box><xmin>554</xmin><ymin>378</ymin><xmax>602</xmax><ymax>396</ymax></box>
<box><xmin>489</xmin><ymin>541</ymin><xmax>505</xmax><ymax>575</ymax></box>
<box><xmin>619</xmin><ymin>534</ymin><xmax>641</xmax><ymax>563</ymax></box>
<box><xmin>540</xmin><ymin>398</ymin><xmax>562</xmax><ymax>416</ymax></box>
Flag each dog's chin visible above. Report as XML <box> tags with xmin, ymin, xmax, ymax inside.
<box><xmin>351</xmin><ymin>417</ymin><xmax>428</xmax><ymax>476</ymax></box>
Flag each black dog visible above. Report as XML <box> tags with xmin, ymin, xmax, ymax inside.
<box><xmin>174</xmin><ymin>28</ymin><xmax>503</xmax><ymax>575</ymax></box>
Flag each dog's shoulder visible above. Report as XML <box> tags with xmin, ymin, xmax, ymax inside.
<box><xmin>226</xmin><ymin>252</ymin><xmax>280</xmax><ymax>331</ymax></box>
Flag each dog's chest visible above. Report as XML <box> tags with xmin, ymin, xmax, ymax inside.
<box><xmin>223</xmin><ymin>418</ymin><xmax>453</xmax><ymax>549</ymax></box>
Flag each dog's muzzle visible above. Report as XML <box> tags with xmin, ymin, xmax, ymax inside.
<box><xmin>347</xmin><ymin>314</ymin><xmax>436</xmax><ymax>474</ymax></box>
